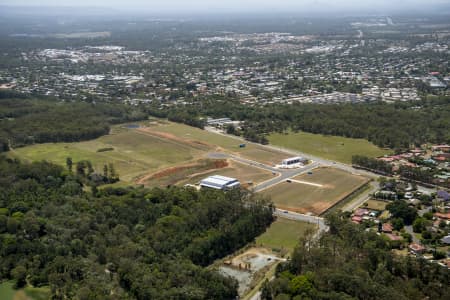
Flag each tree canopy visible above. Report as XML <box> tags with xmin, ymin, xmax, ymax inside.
<box><xmin>262</xmin><ymin>213</ymin><xmax>450</xmax><ymax>300</ymax></box>
<box><xmin>0</xmin><ymin>96</ymin><xmax>147</xmax><ymax>151</ymax></box>
<box><xmin>0</xmin><ymin>156</ymin><xmax>274</xmax><ymax>299</ymax></box>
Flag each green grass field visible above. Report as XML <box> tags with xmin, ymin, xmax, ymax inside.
<box><xmin>0</xmin><ymin>282</ymin><xmax>50</xmax><ymax>300</ymax></box>
<box><xmin>268</xmin><ymin>130</ymin><xmax>390</xmax><ymax>164</ymax></box>
<box><xmin>9</xmin><ymin>120</ymin><xmax>289</xmax><ymax>186</ymax></box>
<box><xmin>256</xmin><ymin>218</ymin><xmax>316</xmax><ymax>253</ymax></box>
<box><xmin>149</xmin><ymin>122</ymin><xmax>289</xmax><ymax>165</ymax></box>
<box><xmin>9</xmin><ymin>128</ymin><xmax>202</xmax><ymax>183</ymax></box>
<box><xmin>365</xmin><ymin>199</ymin><xmax>389</xmax><ymax>211</ymax></box>
<box><xmin>0</xmin><ymin>281</ymin><xmax>15</xmax><ymax>300</ymax></box>
<box><xmin>264</xmin><ymin>167</ymin><xmax>369</xmax><ymax>215</ymax></box>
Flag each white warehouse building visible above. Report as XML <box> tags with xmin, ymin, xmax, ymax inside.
<box><xmin>276</xmin><ymin>156</ymin><xmax>308</xmax><ymax>169</ymax></box>
<box><xmin>200</xmin><ymin>175</ymin><xmax>240</xmax><ymax>190</ymax></box>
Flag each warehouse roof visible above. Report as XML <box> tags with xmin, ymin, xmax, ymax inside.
<box><xmin>200</xmin><ymin>175</ymin><xmax>240</xmax><ymax>190</ymax></box>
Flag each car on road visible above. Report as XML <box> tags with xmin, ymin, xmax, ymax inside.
<box><xmin>307</xmin><ymin>171</ymin><xmax>313</xmax><ymax>175</ymax></box>
<box><xmin>286</xmin><ymin>179</ymin><xmax>292</xmax><ymax>183</ymax></box>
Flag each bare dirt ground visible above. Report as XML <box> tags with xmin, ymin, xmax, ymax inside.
<box><xmin>137</xmin><ymin>127</ymin><xmax>215</xmax><ymax>151</ymax></box>
<box><xmin>135</xmin><ymin>159</ymin><xmax>229</xmax><ymax>185</ymax></box>
<box><xmin>220</xmin><ymin>248</ymin><xmax>283</xmax><ymax>296</ymax></box>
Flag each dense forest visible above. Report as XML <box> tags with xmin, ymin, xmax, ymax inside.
<box><xmin>0</xmin><ymin>93</ymin><xmax>147</xmax><ymax>151</ymax></box>
<box><xmin>0</xmin><ymin>156</ymin><xmax>274</xmax><ymax>299</ymax></box>
<box><xmin>261</xmin><ymin>213</ymin><xmax>450</xmax><ymax>300</ymax></box>
<box><xmin>149</xmin><ymin>95</ymin><xmax>450</xmax><ymax>150</ymax></box>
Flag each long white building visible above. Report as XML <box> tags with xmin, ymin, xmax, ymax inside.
<box><xmin>200</xmin><ymin>175</ymin><xmax>240</xmax><ymax>190</ymax></box>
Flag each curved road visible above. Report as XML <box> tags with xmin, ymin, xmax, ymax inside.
<box><xmin>208</xmin><ymin>151</ymin><xmax>320</xmax><ymax>192</ymax></box>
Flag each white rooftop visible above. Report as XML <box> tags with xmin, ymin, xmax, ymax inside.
<box><xmin>200</xmin><ymin>175</ymin><xmax>240</xmax><ymax>190</ymax></box>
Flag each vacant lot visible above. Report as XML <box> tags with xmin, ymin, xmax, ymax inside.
<box><xmin>182</xmin><ymin>160</ymin><xmax>275</xmax><ymax>188</ymax></box>
<box><xmin>268</xmin><ymin>130</ymin><xmax>390</xmax><ymax>164</ymax></box>
<box><xmin>219</xmin><ymin>247</ymin><xmax>279</xmax><ymax>296</ymax></box>
<box><xmin>137</xmin><ymin>159</ymin><xmax>273</xmax><ymax>189</ymax></box>
<box><xmin>264</xmin><ymin>168</ymin><xmax>369</xmax><ymax>215</ymax></box>
<box><xmin>10</xmin><ymin>120</ymin><xmax>291</xmax><ymax>186</ymax></box>
<box><xmin>256</xmin><ymin>218</ymin><xmax>316</xmax><ymax>253</ymax></box>
<box><xmin>365</xmin><ymin>199</ymin><xmax>389</xmax><ymax>211</ymax></box>
<box><xmin>148</xmin><ymin>122</ymin><xmax>290</xmax><ymax>165</ymax></box>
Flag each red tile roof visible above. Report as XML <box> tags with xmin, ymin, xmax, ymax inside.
<box><xmin>354</xmin><ymin>208</ymin><xmax>369</xmax><ymax>217</ymax></box>
<box><xmin>352</xmin><ymin>216</ymin><xmax>363</xmax><ymax>223</ymax></box>
<box><xmin>382</xmin><ymin>223</ymin><xmax>393</xmax><ymax>233</ymax></box>
<box><xmin>435</xmin><ymin>212</ymin><xmax>450</xmax><ymax>220</ymax></box>
<box><xmin>409</xmin><ymin>243</ymin><xmax>425</xmax><ymax>252</ymax></box>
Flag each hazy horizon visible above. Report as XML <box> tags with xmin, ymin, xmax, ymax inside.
<box><xmin>1</xmin><ymin>0</ymin><xmax>450</xmax><ymax>14</ymax></box>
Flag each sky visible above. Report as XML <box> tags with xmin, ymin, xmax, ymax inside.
<box><xmin>0</xmin><ymin>0</ymin><xmax>448</xmax><ymax>14</ymax></box>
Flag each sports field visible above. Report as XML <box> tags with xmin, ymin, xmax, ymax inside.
<box><xmin>268</xmin><ymin>130</ymin><xmax>390</xmax><ymax>164</ymax></box>
<box><xmin>256</xmin><ymin>218</ymin><xmax>316</xmax><ymax>253</ymax></box>
<box><xmin>263</xmin><ymin>167</ymin><xmax>369</xmax><ymax>215</ymax></box>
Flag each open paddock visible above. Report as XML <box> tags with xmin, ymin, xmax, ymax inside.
<box><xmin>10</xmin><ymin>128</ymin><xmax>203</xmax><ymax>183</ymax></box>
<box><xmin>268</xmin><ymin>130</ymin><xmax>390</xmax><ymax>164</ymax></box>
<box><xmin>9</xmin><ymin>120</ymin><xmax>297</xmax><ymax>188</ymax></box>
<box><xmin>256</xmin><ymin>218</ymin><xmax>317</xmax><ymax>253</ymax></box>
<box><xmin>144</xmin><ymin>121</ymin><xmax>290</xmax><ymax>165</ymax></box>
<box><xmin>263</xmin><ymin>167</ymin><xmax>369</xmax><ymax>215</ymax></box>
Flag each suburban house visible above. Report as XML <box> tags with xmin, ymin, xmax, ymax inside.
<box><xmin>382</xmin><ymin>223</ymin><xmax>393</xmax><ymax>233</ymax></box>
<box><xmin>409</xmin><ymin>243</ymin><xmax>426</xmax><ymax>255</ymax></box>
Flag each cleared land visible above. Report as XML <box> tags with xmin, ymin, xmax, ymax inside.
<box><xmin>264</xmin><ymin>167</ymin><xmax>369</xmax><ymax>215</ymax></box>
<box><xmin>9</xmin><ymin>120</ymin><xmax>287</xmax><ymax>187</ymax></box>
<box><xmin>137</xmin><ymin>159</ymin><xmax>273</xmax><ymax>188</ymax></box>
<box><xmin>147</xmin><ymin>121</ymin><xmax>290</xmax><ymax>165</ymax></box>
<box><xmin>181</xmin><ymin>160</ymin><xmax>274</xmax><ymax>188</ymax></box>
<box><xmin>10</xmin><ymin>128</ymin><xmax>201</xmax><ymax>183</ymax></box>
<box><xmin>268</xmin><ymin>130</ymin><xmax>390</xmax><ymax>164</ymax></box>
<box><xmin>256</xmin><ymin>218</ymin><xmax>317</xmax><ymax>253</ymax></box>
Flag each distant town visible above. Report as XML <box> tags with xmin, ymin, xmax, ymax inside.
<box><xmin>0</xmin><ymin>16</ymin><xmax>448</xmax><ymax>107</ymax></box>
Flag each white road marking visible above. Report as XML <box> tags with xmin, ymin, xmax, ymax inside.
<box><xmin>288</xmin><ymin>179</ymin><xmax>323</xmax><ymax>187</ymax></box>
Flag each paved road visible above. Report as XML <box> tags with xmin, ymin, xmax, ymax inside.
<box><xmin>342</xmin><ymin>181</ymin><xmax>379</xmax><ymax>212</ymax></box>
<box><xmin>205</xmin><ymin>127</ymin><xmax>378</xmax><ymax>210</ymax></box>
<box><xmin>254</xmin><ymin>162</ymin><xmax>320</xmax><ymax>192</ymax></box>
<box><xmin>405</xmin><ymin>225</ymin><xmax>420</xmax><ymax>244</ymax></box>
<box><xmin>274</xmin><ymin>209</ymin><xmax>328</xmax><ymax>232</ymax></box>
<box><xmin>205</xmin><ymin>127</ymin><xmax>377</xmax><ymax>179</ymax></box>
<box><xmin>207</xmin><ymin>151</ymin><xmax>320</xmax><ymax>192</ymax></box>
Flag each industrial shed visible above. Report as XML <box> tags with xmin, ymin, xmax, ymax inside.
<box><xmin>200</xmin><ymin>175</ymin><xmax>240</xmax><ymax>190</ymax></box>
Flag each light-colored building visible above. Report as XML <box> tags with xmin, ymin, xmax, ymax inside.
<box><xmin>279</xmin><ymin>156</ymin><xmax>308</xmax><ymax>168</ymax></box>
